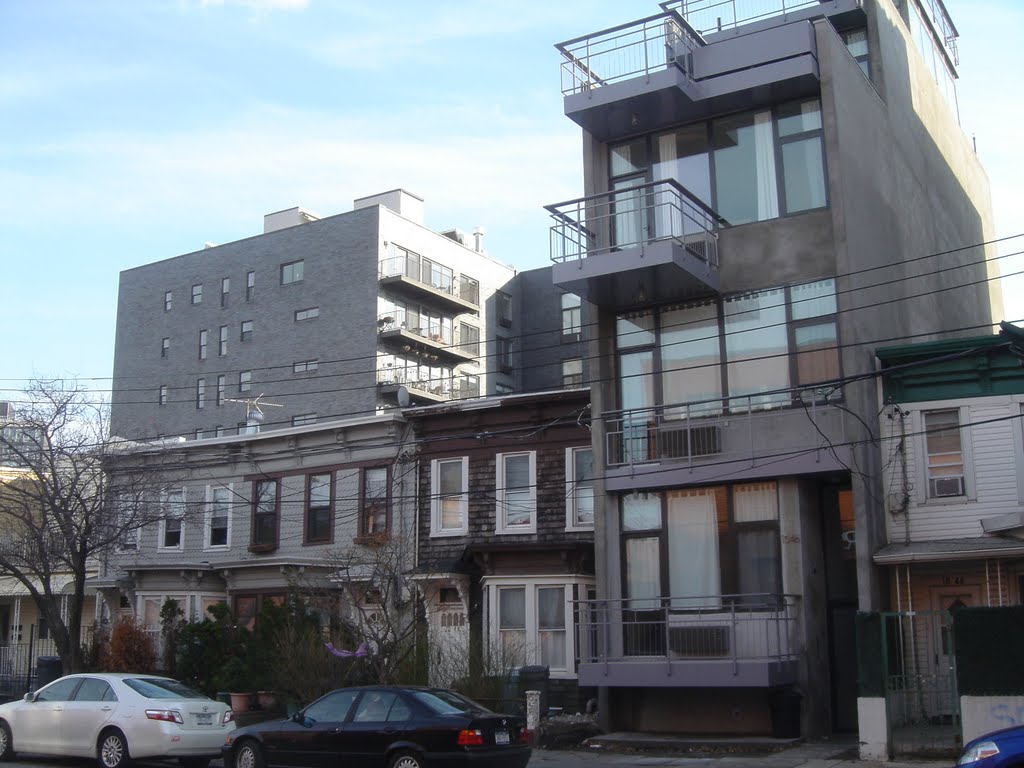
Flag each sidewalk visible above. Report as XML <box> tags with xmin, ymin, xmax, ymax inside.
<box><xmin>530</xmin><ymin>735</ymin><xmax>952</xmax><ymax>768</ymax></box>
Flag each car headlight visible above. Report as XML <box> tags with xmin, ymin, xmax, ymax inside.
<box><xmin>959</xmin><ymin>740</ymin><xmax>1000</xmax><ymax>765</ymax></box>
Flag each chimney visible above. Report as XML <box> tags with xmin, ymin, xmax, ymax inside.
<box><xmin>473</xmin><ymin>226</ymin><xmax>485</xmax><ymax>253</ymax></box>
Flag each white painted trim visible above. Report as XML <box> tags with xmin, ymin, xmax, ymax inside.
<box><xmin>157</xmin><ymin>486</ymin><xmax>186</xmax><ymax>551</ymax></box>
<box><xmin>913</xmin><ymin>406</ymin><xmax>976</xmax><ymax>505</ymax></box>
<box><xmin>495</xmin><ymin>450</ymin><xmax>537</xmax><ymax>535</ymax></box>
<box><xmin>430</xmin><ymin>457</ymin><xmax>469</xmax><ymax>537</ymax></box>
<box><xmin>203</xmin><ymin>483</ymin><xmax>233</xmax><ymax>551</ymax></box>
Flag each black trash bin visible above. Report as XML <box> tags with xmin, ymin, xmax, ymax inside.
<box><xmin>36</xmin><ymin>656</ymin><xmax>63</xmax><ymax>689</ymax></box>
<box><xmin>770</xmin><ymin>687</ymin><xmax>802</xmax><ymax>738</ymax></box>
<box><xmin>518</xmin><ymin>665</ymin><xmax>550</xmax><ymax>718</ymax></box>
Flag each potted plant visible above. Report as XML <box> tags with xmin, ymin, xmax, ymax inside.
<box><xmin>217</xmin><ymin>657</ymin><xmax>254</xmax><ymax>713</ymax></box>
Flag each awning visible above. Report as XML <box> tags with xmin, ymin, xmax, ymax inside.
<box><xmin>874</xmin><ymin>537</ymin><xmax>1024</xmax><ymax>564</ymax></box>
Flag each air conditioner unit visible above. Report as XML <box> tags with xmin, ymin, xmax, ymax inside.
<box><xmin>930</xmin><ymin>476</ymin><xmax>965</xmax><ymax>498</ymax></box>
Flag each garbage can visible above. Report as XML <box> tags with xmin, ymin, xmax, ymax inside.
<box><xmin>518</xmin><ymin>665</ymin><xmax>549</xmax><ymax>718</ymax></box>
<box><xmin>770</xmin><ymin>687</ymin><xmax>802</xmax><ymax>738</ymax></box>
<box><xmin>36</xmin><ymin>656</ymin><xmax>63</xmax><ymax>689</ymax></box>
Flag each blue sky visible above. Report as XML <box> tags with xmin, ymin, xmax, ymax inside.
<box><xmin>1</xmin><ymin>0</ymin><xmax>1021</xmax><ymax>400</ymax></box>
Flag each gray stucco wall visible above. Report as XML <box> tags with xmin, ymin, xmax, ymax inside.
<box><xmin>516</xmin><ymin>266</ymin><xmax>588</xmax><ymax>393</ymax></box>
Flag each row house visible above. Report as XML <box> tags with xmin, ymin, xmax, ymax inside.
<box><xmin>405</xmin><ymin>388</ymin><xmax>594</xmax><ymax>711</ymax></box>
<box><xmin>549</xmin><ymin>0</ymin><xmax>998</xmax><ymax>740</ymax></box>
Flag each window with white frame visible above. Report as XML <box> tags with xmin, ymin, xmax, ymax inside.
<box><xmin>431</xmin><ymin>457</ymin><xmax>468</xmax><ymax>536</ymax></box>
<box><xmin>924</xmin><ymin>409</ymin><xmax>966</xmax><ymax>498</ymax></box>
<box><xmin>565</xmin><ymin>446</ymin><xmax>594</xmax><ymax>529</ymax></box>
<box><xmin>206</xmin><ymin>486</ymin><xmax>231</xmax><ymax>549</ymax></box>
<box><xmin>496</xmin><ymin>452</ymin><xmax>536</xmax><ymax>534</ymax></box>
<box><xmin>160</xmin><ymin>488</ymin><xmax>185</xmax><ymax>550</ymax></box>
<box><xmin>487</xmin><ymin>581</ymin><xmax>582</xmax><ymax>675</ymax></box>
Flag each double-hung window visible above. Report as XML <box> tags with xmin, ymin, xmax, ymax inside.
<box><xmin>561</xmin><ymin>293</ymin><xmax>582</xmax><ymax>340</ymax></box>
<box><xmin>221</xmin><ymin>277</ymin><xmax>230</xmax><ymax>307</ymax></box>
<box><xmin>924</xmin><ymin>410</ymin><xmax>966</xmax><ymax>498</ymax></box>
<box><xmin>305</xmin><ymin>473</ymin><xmax>333</xmax><ymax>544</ymax></box>
<box><xmin>252</xmin><ymin>479</ymin><xmax>279</xmax><ymax>550</ymax></box>
<box><xmin>565</xmin><ymin>446</ymin><xmax>594</xmax><ymax>529</ymax></box>
<box><xmin>431</xmin><ymin>457</ymin><xmax>468</xmax><ymax>536</ymax></box>
<box><xmin>496</xmin><ymin>451</ymin><xmax>536</xmax><ymax>534</ymax></box>
<box><xmin>361</xmin><ymin>467</ymin><xmax>389</xmax><ymax>536</ymax></box>
<box><xmin>246</xmin><ymin>270</ymin><xmax>255</xmax><ymax>301</ymax></box>
<box><xmin>191</xmin><ymin>284</ymin><xmax>202</xmax><ymax>304</ymax></box>
<box><xmin>240</xmin><ymin>320</ymin><xmax>253</xmax><ymax>342</ymax></box>
<box><xmin>489</xmin><ymin>581</ymin><xmax>576</xmax><ymax>674</ymax></box>
<box><xmin>219</xmin><ymin>326</ymin><xmax>228</xmax><ymax>356</ymax></box>
<box><xmin>198</xmin><ymin>330</ymin><xmax>208</xmax><ymax>360</ymax></box>
<box><xmin>196</xmin><ymin>379</ymin><xmax>205</xmax><ymax>409</ymax></box>
<box><xmin>206</xmin><ymin>486</ymin><xmax>231</xmax><ymax>549</ymax></box>
<box><xmin>160</xmin><ymin>488</ymin><xmax>185</xmax><ymax>550</ymax></box>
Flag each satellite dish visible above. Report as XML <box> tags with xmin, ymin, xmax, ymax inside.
<box><xmin>397</xmin><ymin>386</ymin><xmax>411</xmax><ymax>407</ymax></box>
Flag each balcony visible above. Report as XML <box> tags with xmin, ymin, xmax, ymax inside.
<box><xmin>576</xmin><ymin>595</ymin><xmax>799</xmax><ymax>688</ymax></box>
<box><xmin>603</xmin><ymin>393</ymin><xmax>851</xmax><ymax>489</ymax></box>
<box><xmin>378</xmin><ymin>368</ymin><xmax>452</xmax><ymax>405</ymax></box>
<box><xmin>558</xmin><ymin>1</ymin><xmax>841</xmax><ymax>141</ymax></box>
<box><xmin>377</xmin><ymin>313</ymin><xmax>477</xmax><ymax>365</ymax></box>
<box><xmin>378</xmin><ymin>257</ymin><xmax>479</xmax><ymax>315</ymax></box>
<box><xmin>547</xmin><ymin>179</ymin><xmax>723</xmax><ymax>310</ymax></box>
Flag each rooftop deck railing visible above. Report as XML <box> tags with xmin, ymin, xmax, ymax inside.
<box><xmin>664</xmin><ymin>0</ymin><xmax>833</xmax><ymax>35</ymax></box>
<box><xmin>576</xmin><ymin>594</ymin><xmax>799</xmax><ymax>668</ymax></box>
<box><xmin>546</xmin><ymin>179</ymin><xmax>724</xmax><ymax>269</ymax></box>
<box><xmin>556</xmin><ymin>11</ymin><xmax>704</xmax><ymax>97</ymax></box>
<box><xmin>604</xmin><ymin>392</ymin><xmax>844</xmax><ymax>469</ymax></box>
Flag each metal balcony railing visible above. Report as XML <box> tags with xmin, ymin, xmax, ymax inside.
<box><xmin>547</xmin><ymin>179</ymin><xmax>724</xmax><ymax>268</ymax></box>
<box><xmin>377</xmin><ymin>368</ymin><xmax>453</xmax><ymax>399</ymax></box>
<box><xmin>604</xmin><ymin>392</ymin><xmax>844</xmax><ymax>469</ymax></box>
<box><xmin>378</xmin><ymin>257</ymin><xmax>479</xmax><ymax>307</ymax></box>
<box><xmin>665</xmin><ymin>0</ymin><xmax>833</xmax><ymax>36</ymax></box>
<box><xmin>378</xmin><ymin>312</ymin><xmax>455</xmax><ymax>346</ymax></box>
<box><xmin>556</xmin><ymin>11</ymin><xmax>703</xmax><ymax>97</ymax></box>
<box><xmin>576</xmin><ymin>594</ymin><xmax>798</xmax><ymax>666</ymax></box>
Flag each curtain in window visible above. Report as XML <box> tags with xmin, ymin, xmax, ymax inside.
<box><xmin>439</xmin><ymin>461</ymin><xmax>464</xmax><ymax>530</ymax></box>
<box><xmin>733</xmin><ymin>482</ymin><xmax>778</xmax><ymax>522</ymax></box>
<box><xmin>660</xmin><ymin>300</ymin><xmax>722</xmax><ymax>416</ymax></box>
<box><xmin>620</xmin><ymin>351</ymin><xmax>655</xmax><ymax>463</ymax></box>
<box><xmin>498</xmin><ymin>588</ymin><xmax>527</xmax><ymax>666</ymax></box>
<box><xmin>724</xmin><ymin>289</ymin><xmax>790</xmax><ymax>409</ymax></box>
<box><xmin>625</xmin><ymin>537</ymin><xmax>661</xmax><ymax>609</ymax></box>
<box><xmin>611</xmin><ymin>178</ymin><xmax>645</xmax><ymax>249</ymax></box>
<box><xmin>753</xmin><ymin>110</ymin><xmax>779</xmax><ymax>220</ymax></box>
<box><xmin>538</xmin><ymin>587</ymin><xmax>567</xmax><ymax>670</ymax></box>
<box><xmin>667</xmin><ymin>490</ymin><xmax>721</xmax><ymax>609</ymax></box>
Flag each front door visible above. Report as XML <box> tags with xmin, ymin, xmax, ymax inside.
<box><xmin>930</xmin><ymin>584</ymin><xmax>980</xmax><ymax>713</ymax></box>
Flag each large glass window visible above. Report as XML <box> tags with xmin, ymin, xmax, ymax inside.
<box><xmin>668</xmin><ymin>489</ymin><xmax>723</xmax><ymax>609</ymax></box>
<box><xmin>712</xmin><ymin>109</ymin><xmax>779</xmax><ymax>224</ymax></box>
<box><xmin>661</xmin><ymin>300</ymin><xmax>721</xmax><ymax>416</ymax></box>
<box><xmin>498</xmin><ymin>587</ymin><xmax>527</xmax><ymax>666</ymax></box>
<box><xmin>724</xmin><ymin>288</ymin><xmax>790</xmax><ymax>408</ymax></box>
<box><xmin>777</xmin><ymin>100</ymin><xmax>827</xmax><ymax>215</ymax></box>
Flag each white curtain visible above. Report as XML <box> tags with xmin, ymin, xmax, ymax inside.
<box><xmin>668</xmin><ymin>491</ymin><xmax>721</xmax><ymax>609</ymax></box>
<box><xmin>653</xmin><ymin>134</ymin><xmax>681</xmax><ymax>240</ymax></box>
<box><xmin>625</xmin><ymin>537</ymin><xmax>661</xmax><ymax>609</ymax></box>
<box><xmin>753</xmin><ymin>110</ymin><xmax>779</xmax><ymax>220</ymax></box>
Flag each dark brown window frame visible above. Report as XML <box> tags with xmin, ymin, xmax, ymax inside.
<box><xmin>356</xmin><ymin>465</ymin><xmax>391</xmax><ymax>542</ymax></box>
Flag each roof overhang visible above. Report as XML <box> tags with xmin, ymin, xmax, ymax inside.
<box><xmin>874</xmin><ymin>537</ymin><xmax>1024</xmax><ymax>565</ymax></box>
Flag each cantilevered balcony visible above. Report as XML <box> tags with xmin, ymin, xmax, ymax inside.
<box><xmin>603</xmin><ymin>393</ymin><xmax>851</xmax><ymax>489</ymax></box>
<box><xmin>576</xmin><ymin>595</ymin><xmax>799</xmax><ymax>688</ymax></box>
<box><xmin>547</xmin><ymin>179</ymin><xmax>723</xmax><ymax>310</ymax></box>
<box><xmin>558</xmin><ymin>1</ymin><xmax>855</xmax><ymax>142</ymax></box>
<box><xmin>377</xmin><ymin>312</ymin><xmax>477</xmax><ymax>366</ymax></box>
<box><xmin>377</xmin><ymin>368</ymin><xmax>451</xmax><ymax>404</ymax></box>
<box><xmin>378</xmin><ymin>257</ymin><xmax>479</xmax><ymax>315</ymax></box>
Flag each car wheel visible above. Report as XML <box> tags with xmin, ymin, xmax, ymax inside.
<box><xmin>180</xmin><ymin>759</ymin><xmax>211</xmax><ymax>768</ymax></box>
<box><xmin>233</xmin><ymin>740</ymin><xmax>265</xmax><ymax>768</ymax></box>
<box><xmin>0</xmin><ymin>721</ymin><xmax>14</xmax><ymax>761</ymax></box>
<box><xmin>98</xmin><ymin>728</ymin><xmax>132</xmax><ymax>768</ymax></box>
<box><xmin>388</xmin><ymin>750</ymin><xmax>424</xmax><ymax>768</ymax></box>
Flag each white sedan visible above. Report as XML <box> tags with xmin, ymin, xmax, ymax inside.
<box><xmin>0</xmin><ymin>672</ymin><xmax>235</xmax><ymax>768</ymax></box>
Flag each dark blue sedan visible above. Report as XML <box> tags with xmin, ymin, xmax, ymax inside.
<box><xmin>957</xmin><ymin>724</ymin><xmax>1024</xmax><ymax>767</ymax></box>
<box><xmin>223</xmin><ymin>686</ymin><xmax>531</xmax><ymax>768</ymax></box>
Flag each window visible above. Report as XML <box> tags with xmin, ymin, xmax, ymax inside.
<box><xmin>562</xmin><ymin>358</ymin><xmax>583</xmax><ymax>388</ymax></box>
<box><xmin>361</xmin><ymin>467</ymin><xmax>389</xmax><ymax>536</ymax></box>
<box><xmin>161</xmin><ymin>337</ymin><xmax>169</xmax><ymax>358</ymax></box>
<box><xmin>196</xmin><ymin>379</ymin><xmax>205</xmax><ymax>409</ymax></box>
<box><xmin>295</xmin><ymin>307</ymin><xmax>319</xmax><ymax>322</ymax></box>
<box><xmin>280</xmin><ymin>260</ymin><xmax>304</xmax><ymax>285</ymax></box>
<box><xmin>566</xmin><ymin>447</ymin><xmax>594</xmax><ymax>529</ymax></box>
<box><xmin>790</xmin><ymin>279</ymin><xmax>840</xmax><ymax>394</ymax></box>
<box><xmin>240</xmin><ymin>320</ymin><xmax>253</xmax><ymax>342</ymax></box>
<box><xmin>497</xmin><ymin>291</ymin><xmax>512</xmax><ymax>327</ymax></box>
<box><xmin>206</xmin><ymin>486</ymin><xmax>231</xmax><ymax>548</ymax></box>
<box><xmin>725</xmin><ymin>289</ymin><xmax>789</xmax><ymax>409</ymax></box>
<box><xmin>459</xmin><ymin>323</ymin><xmax>480</xmax><ymax>357</ymax></box>
<box><xmin>164</xmin><ymin>291</ymin><xmax>172</xmax><ymax>311</ymax></box>
<box><xmin>460</xmin><ymin>274</ymin><xmax>480</xmax><ymax>305</ymax></box>
<box><xmin>303</xmin><ymin>690</ymin><xmax>357</xmax><ymax>724</ymax></box>
<box><xmin>293</xmin><ymin>359</ymin><xmax>318</xmax><ymax>374</ymax></box>
<box><xmin>159</xmin><ymin>385</ymin><xmax>168</xmax><ymax>406</ymax></box>
<box><xmin>160</xmin><ymin>489</ymin><xmax>184</xmax><ymax>550</ymax></box>
<box><xmin>219</xmin><ymin>326</ymin><xmax>228</xmax><ymax>356</ymax></box>
<box><xmin>487</xmin><ymin>581</ymin><xmax>578</xmax><ymax>673</ymax></box>
<box><xmin>495</xmin><ymin>382</ymin><xmax>514</xmax><ymax>395</ymax></box>
<box><xmin>498</xmin><ymin>587</ymin><xmax>526</xmax><ymax>666</ymax></box>
<box><xmin>198</xmin><ymin>330</ymin><xmax>208</xmax><ymax>360</ymax></box>
<box><xmin>246</xmin><ymin>270</ymin><xmax>255</xmax><ymax>301</ymax></box>
<box><xmin>239</xmin><ymin>371</ymin><xmax>252</xmax><ymax>392</ymax></box>
<box><xmin>496</xmin><ymin>337</ymin><xmax>512</xmax><ymax>374</ymax></box>
<box><xmin>841</xmin><ymin>27</ymin><xmax>870</xmax><ymax>78</ymax></box>
<box><xmin>305</xmin><ymin>473</ymin><xmax>333</xmax><ymax>544</ymax></box>
<box><xmin>924</xmin><ymin>410</ymin><xmax>966</xmax><ymax>498</ymax></box>
<box><xmin>561</xmin><ymin>293</ymin><xmax>582</xmax><ymax>339</ymax></box>
<box><xmin>216</xmin><ymin>375</ymin><xmax>226</xmax><ymax>406</ymax></box>
<box><xmin>620</xmin><ymin>483</ymin><xmax>781</xmax><ymax>608</ymax></box>
<box><xmin>291</xmin><ymin>413</ymin><xmax>317</xmax><ymax>426</ymax></box>
<box><xmin>496</xmin><ymin>452</ymin><xmax>536</xmax><ymax>534</ymax></box>
<box><xmin>221</xmin><ymin>277</ymin><xmax>230</xmax><ymax>307</ymax></box>
<box><xmin>191</xmin><ymin>284</ymin><xmax>202</xmax><ymax>304</ymax></box>
<box><xmin>776</xmin><ymin>99</ymin><xmax>828</xmax><ymax>215</ymax></box>
<box><xmin>431</xmin><ymin>457</ymin><xmax>468</xmax><ymax>536</ymax></box>
<box><xmin>252</xmin><ymin>479</ymin><xmax>279</xmax><ymax>549</ymax></box>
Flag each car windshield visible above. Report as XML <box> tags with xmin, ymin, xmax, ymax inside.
<box><xmin>123</xmin><ymin>678</ymin><xmax>208</xmax><ymax>700</ymax></box>
<box><xmin>410</xmin><ymin>690</ymin><xmax>492</xmax><ymax>715</ymax></box>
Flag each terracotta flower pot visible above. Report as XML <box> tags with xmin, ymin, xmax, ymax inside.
<box><xmin>230</xmin><ymin>692</ymin><xmax>254</xmax><ymax>712</ymax></box>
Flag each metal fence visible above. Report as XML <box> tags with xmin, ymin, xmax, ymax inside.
<box><xmin>0</xmin><ymin>626</ymin><xmax>95</xmax><ymax>698</ymax></box>
<box><xmin>665</xmin><ymin>0</ymin><xmax>827</xmax><ymax>35</ymax></box>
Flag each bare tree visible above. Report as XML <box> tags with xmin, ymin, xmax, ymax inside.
<box><xmin>0</xmin><ymin>380</ymin><xmax>183</xmax><ymax>672</ymax></box>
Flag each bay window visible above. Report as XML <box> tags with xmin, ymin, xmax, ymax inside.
<box><xmin>487</xmin><ymin>580</ymin><xmax>587</xmax><ymax>676</ymax></box>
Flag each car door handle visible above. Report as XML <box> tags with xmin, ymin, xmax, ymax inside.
<box><xmin>53</xmin><ymin>706</ymin><xmax>64</xmax><ymax>712</ymax></box>
<box><xmin>101</xmin><ymin>706</ymin><xmax>113</xmax><ymax>711</ymax></box>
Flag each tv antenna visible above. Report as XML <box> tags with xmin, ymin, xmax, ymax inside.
<box><xmin>224</xmin><ymin>395</ymin><xmax>283</xmax><ymax>434</ymax></box>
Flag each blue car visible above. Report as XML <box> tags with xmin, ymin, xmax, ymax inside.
<box><xmin>958</xmin><ymin>724</ymin><xmax>1024</xmax><ymax>766</ymax></box>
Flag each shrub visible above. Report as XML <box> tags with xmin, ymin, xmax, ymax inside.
<box><xmin>100</xmin><ymin>617</ymin><xmax>156</xmax><ymax>673</ymax></box>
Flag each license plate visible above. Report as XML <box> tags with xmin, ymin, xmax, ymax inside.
<box><xmin>195</xmin><ymin>713</ymin><xmax>213</xmax><ymax>726</ymax></box>
<box><xmin>494</xmin><ymin>730</ymin><xmax>510</xmax><ymax>745</ymax></box>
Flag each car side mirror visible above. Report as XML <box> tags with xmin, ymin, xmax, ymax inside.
<box><xmin>23</xmin><ymin>692</ymin><xmax>35</xmax><ymax>703</ymax></box>
<box><xmin>290</xmin><ymin>711</ymin><xmax>305</xmax><ymax>725</ymax></box>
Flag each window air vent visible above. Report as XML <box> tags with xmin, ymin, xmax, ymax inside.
<box><xmin>930</xmin><ymin>476</ymin><xmax>965</xmax><ymax>498</ymax></box>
